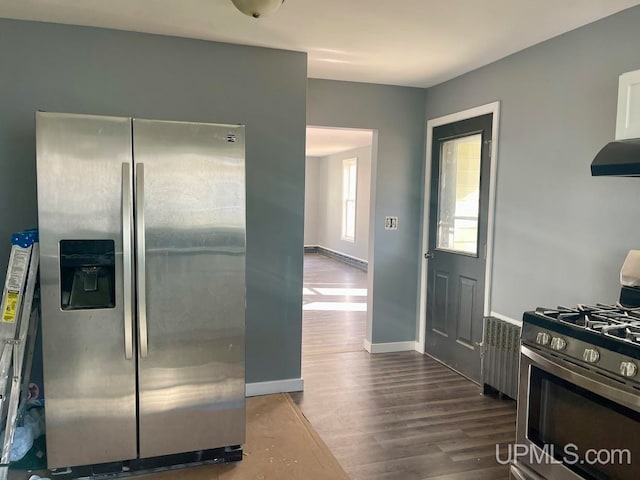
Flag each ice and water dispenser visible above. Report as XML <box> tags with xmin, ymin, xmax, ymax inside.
<box><xmin>59</xmin><ymin>240</ymin><xmax>115</xmax><ymax>310</ymax></box>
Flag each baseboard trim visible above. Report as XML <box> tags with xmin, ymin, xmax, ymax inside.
<box><xmin>246</xmin><ymin>378</ymin><xmax>304</xmax><ymax>397</ymax></box>
<box><xmin>364</xmin><ymin>340</ymin><xmax>417</xmax><ymax>354</ymax></box>
<box><xmin>304</xmin><ymin>245</ymin><xmax>368</xmax><ymax>272</ymax></box>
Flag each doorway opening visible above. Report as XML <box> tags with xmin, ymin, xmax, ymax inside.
<box><xmin>302</xmin><ymin>126</ymin><xmax>375</xmax><ymax>356</ymax></box>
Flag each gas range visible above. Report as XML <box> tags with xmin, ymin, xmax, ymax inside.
<box><xmin>513</xmin><ymin>256</ymin><xmax>640</xmax><ymax>480</ymax></box>
<box><xmin>522</xmin><ymin>304</ymin><xmax>640</xmax><ymax>385</ymax></box>
<box><xmin>516</xmin><ymin>303</ymin><xmax>640</xmax><ymax>480</ymax></box>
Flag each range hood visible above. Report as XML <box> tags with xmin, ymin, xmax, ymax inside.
<box><xmin>591</xmin><ymin>139</ymin><xmax>640</xmax><ymax>177</ymax></box>
<box><xmin>591</xmin><ymin>70</ymin><xmax>640</xmax><ymax>177</ymax></box>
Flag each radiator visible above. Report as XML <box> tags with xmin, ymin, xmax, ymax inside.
<box><xmin>482</xmin><ymin>317</ymin><xmax>521</xmax><ymax>400</ymax></box>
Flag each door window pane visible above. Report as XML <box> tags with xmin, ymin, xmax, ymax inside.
<box><xmin>436</xmin><ymin>134</ymin><xmax>481</xmax><ymax>255</ymax></box>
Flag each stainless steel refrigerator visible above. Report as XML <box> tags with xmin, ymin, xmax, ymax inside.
<box><xmin>36</xmin><ymin>112</ymin><xmax>246</xmax><ymax>470</ymax></box>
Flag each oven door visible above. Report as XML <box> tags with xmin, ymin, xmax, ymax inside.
<box><xmin>516</xmin><ymin>345</ymin><xmax>640</xmax><ymax>480</ymax></box>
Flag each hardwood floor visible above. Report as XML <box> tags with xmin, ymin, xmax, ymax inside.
<box><xmin>301</xmin><ymin>253</ymin><xmax>367</xmax><ymax>356</ymax></box>
<box><xmin>292</xmin><ymin>254</ymin><xmax>516</xmax><ymax>480</ymax></box>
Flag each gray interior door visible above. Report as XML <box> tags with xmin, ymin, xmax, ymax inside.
<box><xmin>425</xmin><ymin>113</ymin><xmax>492</xmax><ymax>382</ymax></box>
<box><xmin>133</xmin><ymin>119</ymin><xmax>246</xmax><ymax>458</ymax></box>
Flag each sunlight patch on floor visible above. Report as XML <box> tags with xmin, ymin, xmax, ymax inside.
<box><xmin>313</xmin><ymin>287</ymin><xmax>367</xmax><ymax>297</ymax></box>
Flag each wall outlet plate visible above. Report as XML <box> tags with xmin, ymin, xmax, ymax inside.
<box><xmin>385</xmin><ymin>216</ymin><xmax>398</xmax><ymax>230</ymax></box>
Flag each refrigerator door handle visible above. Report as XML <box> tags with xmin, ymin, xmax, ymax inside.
<box><xmin>122</xmin><ymin>163</ymin><xmax>134</xmax><ymax>360</ymax></box>
<box><xmin>136</xmin><ymin>163</ymin><xmax>149</xmax><ymax>358</ymax></box>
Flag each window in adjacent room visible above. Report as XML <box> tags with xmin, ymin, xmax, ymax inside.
<box><xmin>342</xmin><ymin>158</ymin><xmax>357</xmax><ymax>242</ymax></box>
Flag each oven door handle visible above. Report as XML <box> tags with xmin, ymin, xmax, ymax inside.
<box><xmin>521</xmin><ymin>345</ymin><xmax>640</xmax><ymax>411</ymax></box>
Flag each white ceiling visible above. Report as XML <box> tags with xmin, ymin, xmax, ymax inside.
<box><xmin>1</xmin><ymin>1</ymin><xmax>639</xmax><ymax>87</ymax></box>
<box><xmin>306</xmin><ymin>127</ymin><xmax>373</xmax><ymax>157</ymax></box>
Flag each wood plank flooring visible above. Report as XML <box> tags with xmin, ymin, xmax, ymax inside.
<box><xmin>301</xmin><ymin>253</ymin><xmax>367</xmax><ymax>356</ymax></box>
<box><xmin>292</xmin><ymin>254</ymin><xmax>516</xmax><ymax>480</ymax></box>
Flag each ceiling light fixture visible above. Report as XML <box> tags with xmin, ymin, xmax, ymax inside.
<box><xmin>230</xmin><ymin>0</ymin><xmax>285</xmax><ymax>18</ymax></box>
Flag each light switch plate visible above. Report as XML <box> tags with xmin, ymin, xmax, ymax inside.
<box><xmin>385</xmin><ymin>216</ymin><xmax>398</xmax><ymax>230</ymax></box>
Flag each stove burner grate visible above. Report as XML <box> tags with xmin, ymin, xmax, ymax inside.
<box><xmin>533</xmin><ymin>304</ymin><xmax>640</xmax><ymax>345</ymax></box>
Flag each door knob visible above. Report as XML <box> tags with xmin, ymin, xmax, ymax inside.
<box><xmin>424</xmin><ymin>251</ymin><xmax>434</xmax><ymax>259</ymax></box>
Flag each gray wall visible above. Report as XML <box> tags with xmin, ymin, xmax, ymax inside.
<box><xmin>312</xmin><ymin>145</ymin><xmax>372</xmax><ymax>261</ymax></box>
<box><xmin>308</xmin><ymin>80</ymin><xmax>426</xmax><ymax>344</ymax></box>
<box><xmin>0</xmin><ymin>19</ymin><xmax>307</xmax><ymax>384</ymax></box>
<box><xmin>304</xmin><ymin>156</ymin><xmax>321</xmax><ymax>246</ymax></box>
<box><xmin>425</xmin><ymin>5</ymin><xmax>640</xmax><ymax>320</ymax></box>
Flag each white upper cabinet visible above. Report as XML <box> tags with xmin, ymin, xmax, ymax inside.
<box><xmin>616</xmin><ymin>69</ymin><xmax>640</xmax><ymax>140</ymax></box>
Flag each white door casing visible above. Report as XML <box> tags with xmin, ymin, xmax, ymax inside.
<box><xmin>416</xmin><ymin>102</ymin><xmax>500</xmax><ymax>354</ymax></box>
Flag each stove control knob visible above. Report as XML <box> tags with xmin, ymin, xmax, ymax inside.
<box><xmin>620</xmin><ymin>361</ymin><xmax>638</xmax><ymax>378</ymax></box>
<box><xmin>536</xmin><ymin>332</ymin><xmax>551</xmax><ymax>346</ymax></box>
<box><xmin>550</xmin><ymin>337</ymin><xmax>567</xmax><ymax>351</ymax></box>
<box><xmin>583</xmin><ymin>348</ymin><xmax>600</xmax><ymax>363</ymax></box>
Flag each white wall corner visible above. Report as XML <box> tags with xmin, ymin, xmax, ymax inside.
<box><xmin>363</xmin><ymin>338</ymin><xmax>372</xmax><ymax>352</ymax></box>
<box><xmin>245</xmin><ymin>378</ymin><xmax>304</xmax><ymax>397</ymax></box>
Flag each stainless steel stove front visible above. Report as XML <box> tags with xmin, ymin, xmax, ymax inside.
<box><xmin>513</xmin><ymin>345</ymin><xmax>640</xmax><ymax>480</ymax></box>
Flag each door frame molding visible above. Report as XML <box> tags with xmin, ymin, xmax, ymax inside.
<box><xmin>416</xmin><ymin>101</ymin><xmax>500</xmax><ymax>354</ymax></box>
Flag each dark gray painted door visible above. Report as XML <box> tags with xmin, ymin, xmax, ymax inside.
<box><xmin>425</xmin><ymin>114</ymin><xmax>492</xmax><ymax>383</ymax></box>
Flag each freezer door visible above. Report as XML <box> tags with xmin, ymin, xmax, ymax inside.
<box><xmin>36</xmin><ymin>112</ymin><xmax>137</xmax><ymax>468</ymax></box>
<box><xmin>133</xmin><ymin>119</ymin><xmax>246</xmax><ymax>458</ymax></box>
